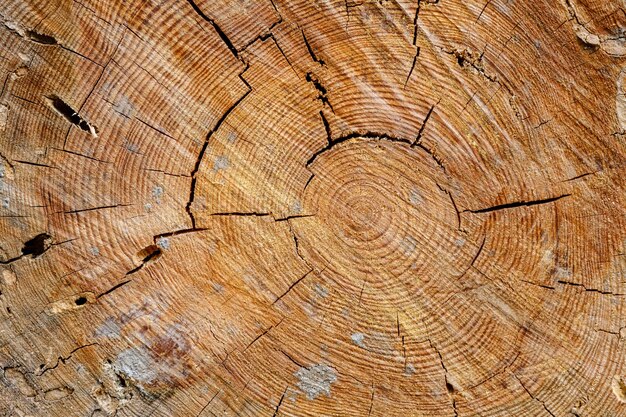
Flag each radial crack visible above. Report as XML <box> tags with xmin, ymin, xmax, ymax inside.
<box><xmin>513</xmin><ymin>374</ymin><xmax>556</xmax><ymax>417</ymax></box>
<box><xmin>411</xmin><ymin>102</ymin><xmax>437</xmax><ymax>147</ymax></box>
<box><xmin>457</xmin><ymin>234</ymin><xmax>486</xmax><ymax>280</ymax></box>
<box><xmin>557</xmin><ymin>280</ymin><xmax>624</xmax><ymax>296</ymax></box>
<box><xmin>301</xmin><ymin>29</ymin><xmax>326</xmax><ymax>66</ymax></box>
<box><xmin>44</xmin><ymin>95</ymin><xmax>98</xmax><ymax>137</ymax></box>
<box><xmin>465</xmin><ymin>194</ymin><xmax>571</xmax><ymax>213</ymax></box>
<box><xmin>429</xmin><ymin>340</ymin><xmax>458</xmax><ymax>417</ymax></box>
<box><xmin>273</xmin><ymin>269</ymin><xmax>313</xmax><ymax>305</ymax></box>
<box><xmin>404</xmin><ymin>47</ymin><xmax>420</xmax><ymax>88</ymax></box>
<box><xmin>186</xmin><ymin>0</ymin><xmax>239</xmax><ymax>58</ymax></box>
<box><xmin>437</xmin><ymin>184</ymin><xmax>461</xmax><ymax>229</ymax></box>
<box><xmin>306</xmin><ymin>72</ymin><xmax>334</xmax><ymax>112</ymax></box>
<box><xmin>272</xmin><ymin>387</ymin><xmax>287</xmax><ymax>417</ymax></box>
<box><xmin>61</xmin><ymin>204</ymin><xmax>131</xmax><ymax>214</ymax></box>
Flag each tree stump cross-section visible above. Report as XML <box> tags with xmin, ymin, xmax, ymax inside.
<box><xmin>0</xmin><ymin>0</ymin><xmax>626</xmax><ymax>416</ymax></box>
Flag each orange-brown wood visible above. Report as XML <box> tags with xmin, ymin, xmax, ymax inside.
<box><xmin>0</xmin><ymin>0</ymin><xmax>625</xmax><ymax>415</ymax></box>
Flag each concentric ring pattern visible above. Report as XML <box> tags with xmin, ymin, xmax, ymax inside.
<box><xmin>0</xmin><ymin>0</ymin><xmax>625</xmax><ymax>416</ymax></box>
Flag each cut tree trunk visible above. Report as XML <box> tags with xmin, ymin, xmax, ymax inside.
<box><xmin>0</xmin><ymin>0</ymin><xmax>625</xmax><ymax>416</ymax></box>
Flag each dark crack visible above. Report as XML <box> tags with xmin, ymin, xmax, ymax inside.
<box><xmin>429</xmin><ymin>340</ymin><xmax>458</xmax><ymax>417</ymax></box>
<box><xmin>404</xmin><ymin>47</ymin><xmax>420</xmax><ymax>88</ymax></box>
<box><xmin>243</xmin><ymin>322</ymin><xmax>277</xmax><ymax>352</ymax></box>
<box><xmin>306</xmin><ymin>131</ymin><xmax>412</xmax><ymax>167</ymax></box>
<box><xmin>237</xmin><ymin>0</ymin><xmax>283</xmax><ymax>53</ymax></box>
<box><xmin>301</xmin><ymin>29</ymin><xmax>326</xmax><ymax>66</ymax></box>
<box><xmin>557</xmin><ymin>280</ymin><xmax>624</xmax><ymax>296</ymax></box>
<box><xmin>272</xmin><ymin>388</ymin><xmax>287</xmax><ymax>417</ymax></box>
<box><xmin>513</xmin><ymin>374</ymin><xmax>556</xmax><ymax>417</ymax></box>
<box><xmin>273</xmin><ymin>269</ymin><xmax>313</xmax><ymax>305</ymax></box>
<box><xmin>44</xmin><ymin>95</ymin><xmax>98</xmax><ymax>137</ymax></box>
<box><xmin>186</xmin><ymin>0</ymin><xmax>238</xmax><ymax>58</ymax></box>
<box><xmin>61</xmin><ymin>204</ymin><xmax>131</xmax><ymax>214</ymax></box>
<box><xmin>97</xmin><ymin>280</ymin><xmax>132</xmax><ymax>299</ymax></box>
<box><xmin>465</xmin><ymin>194</ymin><xmax>571</xmax><ymax>214</ymax></box>
<box><xmin>38</xmin><ymin>343</ymin><xmax>99</xmax><ymax>376</ymax></box>
<box><xmin>439</xmin><ymin>47</ymin><xmax>501</xmax><ymax>86</ymax></box>
<box><xmin>457</xmin><ymin>234</ymin><xmax>486</xmax><ymax>280</ymax></box>
<box><xmin>437</xmin><ymin>184</ymin><xmax>461</xmax><ymax>229</ymax></box>
<box><xmin>411</xmin><ymin>102</ymin><xmax>437</xmax><ymax>147</ymax></box>
<box><xmin>306</xmin><ymin>72</ymin><xmax>334</xmax><ymax>113</ymax></box>
<box><xmin>186</xmin><ymin>71</ymin><xmax>252</xmax><ymax>228</ymax></box>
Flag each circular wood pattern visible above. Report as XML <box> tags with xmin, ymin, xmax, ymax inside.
<box><xmin>0</xmin><ymin>0</ymin><xmax>625</xmax><ymax>416</ymax></box>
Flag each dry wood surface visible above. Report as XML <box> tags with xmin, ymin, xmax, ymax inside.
<box><xmin>0</xmin><ymin>0</ymin><xmax>626</xmax><ymax>416</ymax></box>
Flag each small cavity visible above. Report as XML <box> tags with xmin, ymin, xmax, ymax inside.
<box><xmin>136</xmin><ymin>245</ymin><xmax>162</xmax><ymax>264</ymax></box>
<box><xmin>44</xmin><ymin>95</ymin><xmax>98</xmax><ymax>137</ymax></box>
<box><xmin>446</xmin><ymin>381</ymin><xmax>455</xmax><ymax>393</ymax></box>
<box><xmin>22</xmin><ymin>233</ymin><xmax>52</xmax><ymax>258</ymax></box>
<box><xmin>26</xmin><ymin>30</ymin><xmax>57</xmax><ymax>45</ymax></box>
<box><xmin>75</xmin><ymin>296</ymin><xmax>88</xmax><ymax>306</ymax></box>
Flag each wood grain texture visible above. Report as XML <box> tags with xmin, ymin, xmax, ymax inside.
<box><xmin>0</xmin><ymin>0</ymin><xmax>625</xmax><ymax>416</ymax></box>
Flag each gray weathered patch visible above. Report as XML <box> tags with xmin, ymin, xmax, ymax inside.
<box><xmin>95</xmin><ymin>318</ymin><xmax>121</xmax><ymax>339</ymax></box>
<box><xmin>213</xmin><ymin>156</ymin><xmax>229</xmax><ymax>172</ymax></box>
<box><xmin>114</xmin><ymin>348</ymin><xmax>157</xmax><ymax>383</ymax></box>
<box><xmin>408</xmin><ymin>187</ymin><xmax>423</xmax><ymax>206</ymax></box>
<box><xmin>351</xmin><ymin>332</ymin><xmax>366</xmax><ymax>348</ymax></box>
<box><xmin>152</xmin><ymin>186</ymin><xmax>164</xmax><ymax>204</ymax></box>
<box><xmin>404</xmin><ymin>363</ymin><xmax>416</xmax><ymax>375</ymax></box>
<box><xmin>294</xmin><ymin>364</ymin><xmax>337</xmax><ymax>400</ymax></box>
<box><xmin>156</xmin><ymin>237</ymin><xmax>170</xmax><ymax>250</ymax></box>
<box><xmin>400</xmin><ymin>236</ymin><xmax>417</xmax><ymax>255</ymax></box>
<box><xmin>113</xmin><ymin>96</ymin><xmax>134</xmax><ymax>118</ymax></box>
<box><xmin>291</xmin><ymin>200</ymin><xmax>303</xmax><ymax>214</ymax></box>
<box><xmin>314</xmin><ymin>283</ymin><xmax>329</xmax><ymax>298</ymax></box>
<box><xmin>211</xmin><ymin>282</ymin><xmax>225</xmax><ymax>294</ymax></box>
